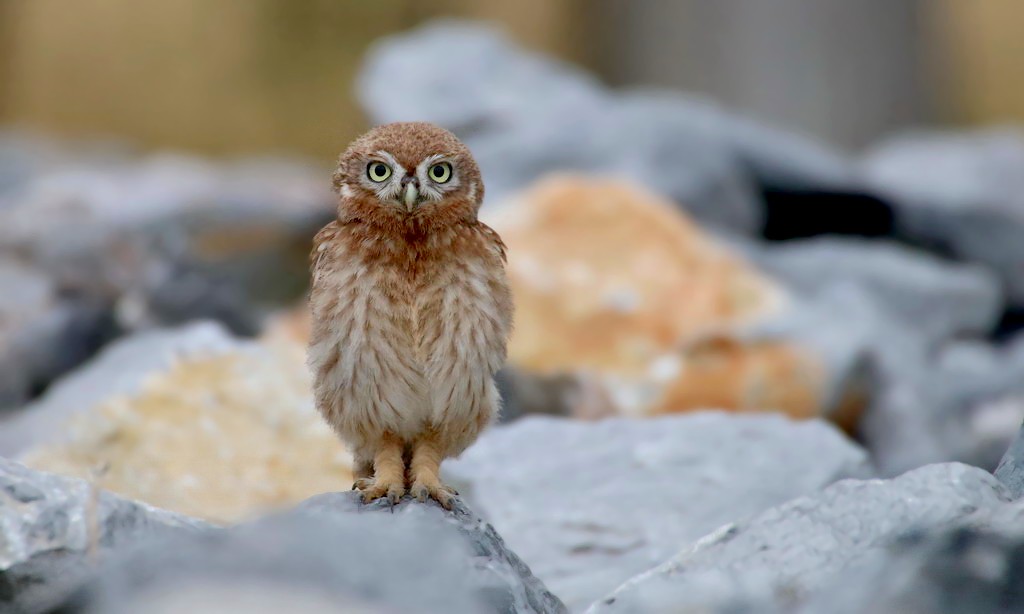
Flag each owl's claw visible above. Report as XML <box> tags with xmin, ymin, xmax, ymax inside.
<box><xmin>410</xmin><ymin>479</ymin><xmax>458</xmax><ymax>510</ymax></box>
<box><xmin>358</xmin><ymin>477</ymin><xmax>405</xmax><ymax>505</ymax></box>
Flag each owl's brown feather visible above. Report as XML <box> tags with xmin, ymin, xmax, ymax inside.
<box><xmin>307</xmin><ymin>123</ymin><xmax>512</xmax><ymax>508</ymax></box>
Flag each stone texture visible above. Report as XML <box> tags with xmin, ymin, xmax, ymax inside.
<box><xmin>0</xmin><ymin>260</ymin><xmax>113</xmax><ymax>409</ymax></box>
<box><xmin>486</xmin><ymin>176</ymin><xmax>875</xmax><ymax>424</ymax></box>
<box><xmin>0</xmin><ymin>322</ymin><xmax>236</xmax><ymax>456</ymax></box>
<box><xmin>64</xmin><ymin>493</ymin><xmax>566</xmax><ymax>614</ymax></box>
<box><xmin>801</xmin><ymin>519</ymin><xmax>1024</xmax><ymax>614</ymax></box>
<box><xmin>749</xmin><ymin>237</ymin><xmax>1003</xmax><ymax>346</ymax></box>
<box><xmin>587</xmin><ymin>463</ymin><xmax>1013</xmax><ymax>614</ymax></box>
<box><xmin>0</xmin><ymin>456</ymin><xmax>211</xmax><ymax>614</ymax></box>
<box><xmin>360</xmin><ymin>22</ymin><xmax>859</xmax><ymax>234</ymax></box>
<box><xmin>1</xmin><ymin>459</ymin><xmax>564</xmax><ymax>614</ymax></box>
<box><xmin>863</xmin><ymin>128</ymin><xmax>1024</xmax><ymax>305</ymax></box>
<box><xmin>0</xmin><ymin>131</ymin><xmax>334</xmax><ymax>342</ymax></box>
<box><xmin>865</xmin><ymin>336</ymin><xmax>1024</xmax><ymax>476</ymax></box>
<box><xmin>445</xmin><ymin>414</ymin><xmax>871</xmax><ymax>610</ymax></box>
<box><xmin>5</xmin><ymin>322</ymin><xmax>352</xmax><ymax>523</ymax></box>
<box><xmin>994</xmin><ymin>413</ymin><xmax>1024</xmax><ymax>499</ymax></box>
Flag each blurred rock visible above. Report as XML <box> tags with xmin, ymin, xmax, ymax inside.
<box><xmin>490</xmin><ymin>176</ymin><xmax>871</xmax><ymax>424</ymax></box>
<box><xmin>446</xmin><ymin>413</ymin><xmax>871</xmax><ymax>610</ymax></box>
<box><xmin>0</xmin><ymin>133</ymin><xmax>334</xmax><ymax>337</ymax></box>
<box><xmin>5</xmin><ymin>321</ymin><xmax>352</xmax><ymax>523</ymax></box>
<box><xmin>0</xmin><ymin>321</ymin><xmax>236</xmax><ymax>455</ymax></box>
<box><xmin>749</xmin><ymin>238</ymin><xmax>1003</xmax><ymax>345</ymax></box>
<box><xmin>588</xmin><ymin>463</ymin><xmax>1013</xmax><ymax>614</ymax></box>
<box><xmin>864</xmin><ymin>128</ymin><xmax>1024</xmax><ymax>305</ymax></box>
<box><xmin>64</xmin><ymin>492</ymin><xmax>565</xmax><ymax>614</ymax></box>
<box><xmin>0</xmin><ymin>260</ymin><xmax>114</xmax><ymax>409</ymax></box>
<box><xmin>804</xmin><ymin>515</ymin><xmax>1024</xmax><ymax>614</ymax></box>
<box><xmin>360</xmin><ymin>22</ymin><xmax>866</xmax><ymax>234</ymax></box>
<box><xmin>865</xmin><ymin>337</ymin><xmax>1024</xmax><ymax>476</ymax></box>
<box><xmin>0</xmin><ymin>456</ymin><xmax>210</xmax><ymax>614</ymax></box>
<box><xmin>994</xmin><ymin>411</ymin><xmax>1024</xmax><ymax>499</ymax></box>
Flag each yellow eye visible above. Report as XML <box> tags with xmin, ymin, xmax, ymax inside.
<box><xmin>367</xmin><ymin>162</ymin><xmax>392</xmax><ymax>183</ymax></box>
<box><xmin>428</xmin><ymin>162</ymin><xmax>452</xmax><ymax>183</ymax></box>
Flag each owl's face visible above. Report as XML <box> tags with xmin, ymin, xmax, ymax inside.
<box><xmin>333</xmin><ymin>122</ymin><xmax>483</xmax><ymax>225</ymax></box>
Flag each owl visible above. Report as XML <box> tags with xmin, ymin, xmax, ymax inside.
<box><xmin>308</xmin><ymin>122</ymin><xmax>513</xmax><ymax>509</ymax></box>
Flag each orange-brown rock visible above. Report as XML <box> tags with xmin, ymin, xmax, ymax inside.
<box><xmin>484</xmin><ymin>176</ymin><xmax>860</xmax><ymax>423</ymax></box>
<box><xmin>487</xmin><ymin>176</ymin><xmax>784</xmax><ymax>377</ymax></box>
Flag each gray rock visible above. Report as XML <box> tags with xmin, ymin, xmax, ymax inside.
<box><xmin>801</xmin><ymin>520</ymin><xmax>1024</xmax><ymax>614</ymax></box>
<box><xmin>0</xmin><ymin>321</ymin><xmax>238</xmax><ymax>456</ymax></box>
<box><xmin>994</xmin><ymin>412</ymin><xmax>1024</xmax><ymax>499</ymax></box>
<box><xmin>865</xmin><ymin>338</ymin><xmax>1024</xmax><ymax>476</ymax></box>
<box><xmin>863</xmin><ymin>128</ymin><xmax>1024</xmax><ymax>305</ymax></box>
<box><xmin>1</xmin><ymin>456</ymin><xmax>565</xmax><ymax>613</ymax></box>
<box><xmin>359</xmin><ymin>22</ymin><xmax>860</xmax><ymax>233</ymax></box>
<box><xmin>62</xmin><ymin>492</ymin><xmax>565</xmax><ymax>614</ymax></box>
<box><xmin>588</xmin><ymin>463</ymin><xmax>1013</xmax><ymax>614</ymax></box>
<box><xmin>749</xmin><ymin>238</ymin><xmax>1002</xmax><ymax>345</ymax></box>
<box><xmin>0</xmin><ymin>260</ymin><xmax>113</xmax><ymax>409</ymax></box>
<box><xmin>0</xmin><ymin>456</ymin><xmax>210</xmax><ymax>614</ymax></box>
<box><xmin>445</xmin><ymin>413</ymin><xmax>871</xmax><ymax>610</ymax></box>
<box><xmin>0</xmin><ymin>134</ymin><xmax>334</xmax><ymax>337</ymax></box>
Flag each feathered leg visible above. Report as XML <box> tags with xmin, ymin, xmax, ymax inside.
<box><xmin>408</xmin><ymin>429</ymin><xmax>458</xmax><ymax>510</ymax></box>
<box><xmin>358</xmin><ymin>433</ymin><xmax>406</xmax><ymax>504</ymax></box>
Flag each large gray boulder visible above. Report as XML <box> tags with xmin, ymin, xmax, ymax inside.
<box><xmin>0</xmin><ymin>457</ymin><xmax>211</xmax><ymax>614</ymax></box>
<box><xmin>359</xmin><ymin>22</ymin><xmax>859</xmax><ymax>234</ymax></box>
<box><xmin>864</xmin><ymin>128</ymin><xmax>1024</xmax><ymax>305</ymax></box>
<box><xmin>588</xmin><ymin>463</ymin><xmax>1014</xmax><ymax>614</ymax></box>
<box><xmin>1</xmin><ymin>458</ymin><xmax>565</xmax><ymax>613</ymax></box>
<box><xmin>64</xmin><ymin>493</ymin><xmax>566</xmax><ymax>614</ymax></box>
<box><xmin>801</xmin><ymin>514</ymin><xmax>1024</xmax><ymax>614</ymax></box>
<box><xmin>445</xmin><ymin>414</ymin><xmax>871</xmax><ymax>610</ymax></box>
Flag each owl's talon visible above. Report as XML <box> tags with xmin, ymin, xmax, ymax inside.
<box><xmin>410</xmin><ymin>480</ymin><xmax>457</xmax><ymax>510</ymax></box>
<box><xmin>359</xmin><ymin>479</ymin><xmax>405</xmax><ymax>505</ymax></box>
<box><xmin>352</xmin><ymin>477</ymin><xmax>374</xmax><ymax>491</ymax></box>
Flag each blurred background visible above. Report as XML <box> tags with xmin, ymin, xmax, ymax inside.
<box><xmin>2</xmin><ymin>0</ymin><xmax>1024</xmax><ymax>539</ymax></box>
<box><xmin>3</xmin><ymin>0</ymin><xmax>1024</xmax><ymax>155</ymax></box>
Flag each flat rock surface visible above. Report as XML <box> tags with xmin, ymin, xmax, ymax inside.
<box><xmin>588</xmin><ymin>463</ymin><xmax>1012</xmax><ymax>613</ymax></box>
<box><xmin>446</xmin><ymin>414</ymin><xmax>871</xmax><ymax>610</ymax></box>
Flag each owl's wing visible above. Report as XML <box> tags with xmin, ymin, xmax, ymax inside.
<box><xmin>476</xmin><ymin>222</ymin><xmax>508</xmax><ymax>264</ymax></box>
<box><xmin>310</xmin><ymin>220</ymin><xmax>341</xmax><ymax>287</ymax></box>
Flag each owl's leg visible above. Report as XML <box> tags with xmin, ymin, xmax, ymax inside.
<box><xmin>351</xmin><ymin>453</ymin><xmax>374</xmax><ymax>491</ymax></box>
<box><xmin>409</xmin><ymin>429</ymin><xmax>458</xmax><ymax>510</ymax></box>
<box><xmin>359</xmin><ymin>433</ymin><xmax>406</xmax><ymax>505</ymax></box>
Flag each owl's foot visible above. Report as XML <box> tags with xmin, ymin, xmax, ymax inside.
<box><xmin>358</xmin><ymin>476</ymin><xmax>405</xmax><ymax>505</ymax></box>
<box><xmin>410</xmin><ymin>477</ymin><xmax>457</xmax><ymax>510</ymax></box>
<box><xmin>359</xmin><ymin>433</ymin><xmax>405</xmax><ymax>505</ymax></box>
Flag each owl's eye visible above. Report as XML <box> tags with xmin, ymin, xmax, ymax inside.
<box><xmin>367</xmin><ymin>162</ymin><xmax>392</xmax><ymax>183</ymax></box>
<box><xmin>428</xmin><ymin>162</ymin><xmax>452</xmax><ymax>184</ymax></box>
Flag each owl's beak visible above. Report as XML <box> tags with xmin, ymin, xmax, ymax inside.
<box><xmin>402</xmin><ymin>181</ymin><xmax>420</xmax><ymax>211</ymax></box>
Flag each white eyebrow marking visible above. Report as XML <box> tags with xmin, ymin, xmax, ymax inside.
<box><xmin>373</xmin><ymin>150</ymin><xmax>402</xmax><ymax>171</ymax></box>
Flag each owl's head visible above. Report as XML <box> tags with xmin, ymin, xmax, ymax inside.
<box><xmin>333</xmin><ymin>122</ymin><xmax>483</xmax><ymax>227</ymax></box>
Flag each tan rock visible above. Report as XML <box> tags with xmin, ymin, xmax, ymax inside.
<box><xmin>488</xmin><ymin>176</ymin><xmax>784</xmax><ymax>377</ymax></box>
<box><xmin>484</xmin><ymin>176</ymin><xmax>860</xmax><ymax>423</ymax></box>
<box><xmin>20</xmin><ymin>331</ymin><xmax>351</xmax><ymax>524</ymax></box>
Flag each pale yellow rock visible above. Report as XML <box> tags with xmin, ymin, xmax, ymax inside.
<box><xmin>21</xmin><ymin>338</ymin><xmax>351</xmax><ymax>524</ymax></box>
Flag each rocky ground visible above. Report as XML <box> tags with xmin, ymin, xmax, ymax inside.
<box><xmin>4</xmin><ymin>18</ymin><xmax>1024</xmax><ymax>614</ymax></box>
